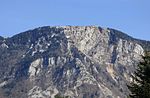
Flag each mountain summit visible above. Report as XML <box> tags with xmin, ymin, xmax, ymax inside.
<box><xmin>0</xmin><ymin>26</ymin><xmax>149</xmax><ymax>98</ymax></box>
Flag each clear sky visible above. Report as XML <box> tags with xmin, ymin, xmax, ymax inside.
<box><xmin>0</xmin><ymin>0</ymin><xmax>149</xmax><ymax>40</ymax></box>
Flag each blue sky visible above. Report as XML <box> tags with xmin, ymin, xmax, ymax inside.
<box><xmin>0</xmin><ymin>0</ymin><xmax>149</xmax><ymax>40</ymax></box>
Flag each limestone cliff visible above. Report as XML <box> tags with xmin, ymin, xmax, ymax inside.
<box><xmin>0</xmin><ymin>26</ymin><xmax>149</xmax><ymax>98</ymax></box>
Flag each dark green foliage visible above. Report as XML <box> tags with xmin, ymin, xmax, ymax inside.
<box><xmin>128</xmin><ymin>51</ymin><xmax>150</xmax><ymax>98</ymax></box>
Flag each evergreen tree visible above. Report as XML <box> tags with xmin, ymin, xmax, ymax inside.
<box><xmin>128</xmin><ymin>51</ymin><xmax>150</xmax><ymax>98</ymax></box>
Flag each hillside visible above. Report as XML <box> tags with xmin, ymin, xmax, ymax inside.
<box><xmin>0</xmin><ymin>26</ymin><xmax>149</xmax><ymax>98</ymax></box>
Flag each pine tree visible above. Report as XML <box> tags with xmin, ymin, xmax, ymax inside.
<box><xmin>128</xmin><ymin>51</ymin><xmax>150</xmax><ymax>98</ymax></box>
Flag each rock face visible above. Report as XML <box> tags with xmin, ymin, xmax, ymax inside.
<box><xmin>0</xmin><ymin>26</ymin><xmax>149</xmax><ymax>98</ymax></box>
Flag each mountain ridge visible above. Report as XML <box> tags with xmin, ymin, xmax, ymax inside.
<box><xmin>1</xmin><ymin>26</ymin><xmax>149</xmax><ymax>50</ymax></box>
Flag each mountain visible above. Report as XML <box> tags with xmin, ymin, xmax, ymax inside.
<box><xmin>0</xmin><ymin>26</ymin><xmax>149</xmax><ymax>98</ymax></box>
